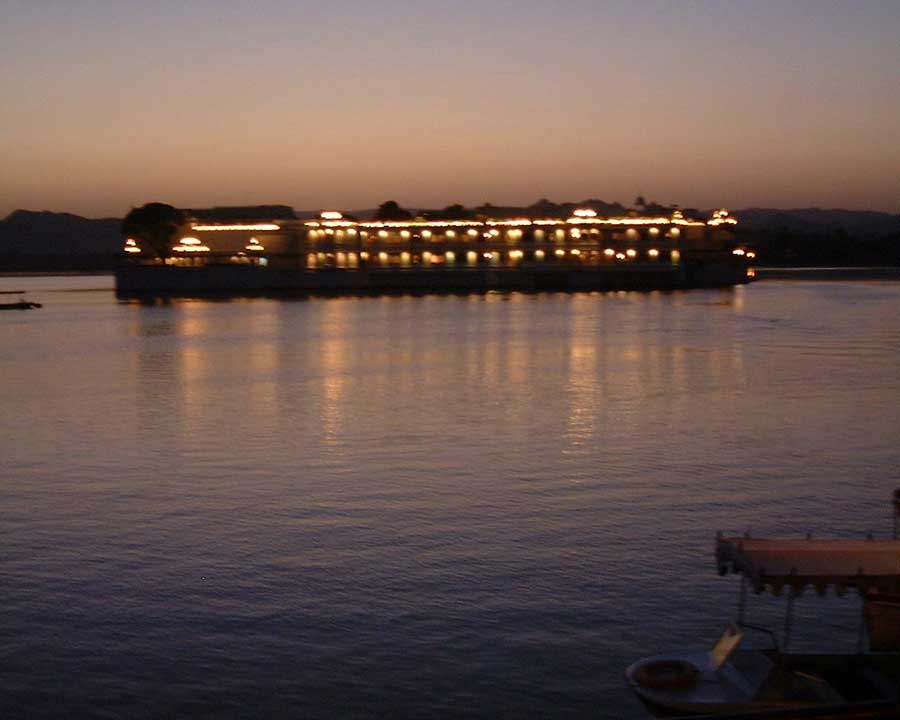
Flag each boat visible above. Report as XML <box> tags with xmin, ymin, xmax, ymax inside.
<box><xmin>0</xmin><ymin>290</ymin><xmax>41</xmax><ymax>310</ymax></box>
<box><xmin>626</xmin><ymin>528</ymin><xmax>900</xmax><ymax>717</ymax></box>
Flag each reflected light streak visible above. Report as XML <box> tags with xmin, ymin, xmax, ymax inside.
<box><xmin>319</xmin><ymin>302</ymin><xmax>349</xmax><ymax>447</ymax></box>
<box><xmin>563</xmin><ymin>300</ymin><xmax>600</xmax><ymax>453</ymax></box>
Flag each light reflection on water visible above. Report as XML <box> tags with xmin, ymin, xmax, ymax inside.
<box><xmin>1</xmin><ymin>279</ymin><xmax>899</xmax><ymax>718</ymax></box>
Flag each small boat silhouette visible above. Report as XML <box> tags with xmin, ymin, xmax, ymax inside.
<box><xmin>0</xmin><ymin>290</ymin><xmax>42</xmax><ymax>310</ymax></box>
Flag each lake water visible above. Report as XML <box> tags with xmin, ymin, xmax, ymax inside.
<box><xmin>2</xmin><ymin>276</ymin><xmax>899</xmax><ymax>718</ymax></box>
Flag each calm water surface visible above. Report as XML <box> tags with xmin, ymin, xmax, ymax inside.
<box><xmin>2</xmin><ymin>277</ymin><xmax>899</xmax><ymax>718</ymax></box>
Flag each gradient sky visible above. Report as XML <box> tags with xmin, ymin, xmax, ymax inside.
<box><xmin>2</xmin><ymin>0</ymin><xmax>899</xmax><ymax>217</ymax></box>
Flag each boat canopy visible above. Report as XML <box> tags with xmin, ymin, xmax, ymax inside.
<box><xmin>716</xmin><ymin>535</ymin><xmax>900</xmax><ymax>596</ymax></box>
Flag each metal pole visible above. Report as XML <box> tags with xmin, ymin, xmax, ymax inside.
<box><xmin>858</xmin><ymin>591</ymin><xmax>867</xmax><ymax>653</ymax></box>
<box><xmin>783</xmin><ymin>588</ymin><xmax>795</xmax><ymax>651</ymax></box>
<box><xmin>893</xmin><ymin>488</ymin><xmax>900</xmax><ymax>539</ymax></box>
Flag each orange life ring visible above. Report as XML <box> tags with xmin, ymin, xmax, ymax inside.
<box><xmin>633</xmin><ymin>659</ymin><xmax>699</xmax><ymax>690</ymax></box>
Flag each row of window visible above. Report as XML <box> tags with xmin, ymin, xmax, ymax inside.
<box><xmin>154</xmin><ymin>248</ymin><xmax>685</xmax><ymax>269</ymax></box>
<box><xmin>306</xmin><ymin>248</ymin><xmax>682</xmax><ymax>269</ymax></box>
<box><xmin>306</xmin><ymin>227</ymin><xmax>681</xmax><ymax>242</ymax></box>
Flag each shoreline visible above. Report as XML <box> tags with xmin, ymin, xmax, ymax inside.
<box><xmin>4</xmin><ymin>267</ymin><xmax>900</xmax><ymax>284</ymax></box>
<box><xmin>755</xmin><ymin>267</ymin><xmax>900</xmax><ymax>280</ymax></box>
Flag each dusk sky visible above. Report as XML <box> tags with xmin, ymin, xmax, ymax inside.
<box><xmin>2</xmin><ymin>0</ymin><xmax>899</xmax><ymax>217</ymax></box>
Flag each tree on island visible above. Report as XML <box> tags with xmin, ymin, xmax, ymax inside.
<box><xmin>441</xmin><ymin>203</ymin><xmax>471</xmax><ymax>220</ymax></box>
<box><xmin>121</xmin><ymin>203</ymin><xmax>185</xmax><ymax>258</ymax></box>
<box><xmin>374</xmin><ymin>200</ymin><xmax>412</xmax><ymax>221</ymax></box>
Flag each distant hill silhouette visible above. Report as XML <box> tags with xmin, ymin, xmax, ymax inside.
<box><xmin>734</xmin><ymin>207</ymin><xmax>900</xmax><ymax>236</ymax></box>
<box><xmin>0</xmin><ymin>210</ymin><xmax>121</xmax><ymax>271</ymax></box>
<box><xmin>732</xmin><ymin>207</ymin><xmax>900</xmax><ymax>266</ymax></box>
<box><xmin>1</xmin><ymin>202</ymin><xmax>898</xmax><ymax>271</ymax></box>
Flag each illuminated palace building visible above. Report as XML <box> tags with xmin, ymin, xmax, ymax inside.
<box><xmin>117</xmin><ymin>207</ymin><xmax>755</xmax><ymax>296</ymax></box>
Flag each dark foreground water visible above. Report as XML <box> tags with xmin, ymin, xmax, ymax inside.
<box><xmin>2</xmin><ymin>277</ymin><xmax>899</xmax><ymax>719</ymax></box>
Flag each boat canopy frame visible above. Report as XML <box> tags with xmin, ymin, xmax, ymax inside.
<box><xmin>716</xmin><ymin>534</ymin><xmax>900</xmax><ymax>597</ymax></box>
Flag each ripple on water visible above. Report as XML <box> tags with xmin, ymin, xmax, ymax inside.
<box><xmin>0</xmin><ymin>279</ymin><xmax>899</xmax><ymax>718</ymax></box>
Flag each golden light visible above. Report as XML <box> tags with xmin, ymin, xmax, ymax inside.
<box><xmin>445</xmin><ymin>251</ymin><xmax>456</xmax><ymax>263</ymax></box>
<box><xmin>648</xmin><ymin>248</ymin><xmax>659</xmax><ymax>258</ymax></box>
<box><xmin>378</xmin><ymin>251</ymin><xmax>389</xmax><ymax>263</ymax></box>
<box><xmin>671</xmin><ymin>250</ymin><xmax>681</xmax><ymax>263</ymax></box>
<box><xmin>615</xmin><ymin>252</ymin><xmax>626</xmax><ymax>260</ymax></box>
<box><xmin>400</xmin><ymin>230</ymin><xmax>411</xmax><ymax>239</ymax></box>
<box><xmin>173</xmin><ymin>243</ymin><xmax>210</xmax><ymax>253</ymax></box>
<box><xmin>487</xmin><ymin>218</ymin><xmax>532</xmax><ymax>227</ymax></box>
<box><xmin>535</xmin><ymin>250</ymin><xmax>546</xmax><ymax>260</ymax></box>
<box><xmin>173</xmin><ymin>236</ymin><xmax>210</xmax><ymax>252</ymax></box>
<box><xmin>467</xmin><ymin>229</ymin><xmax>479</xmax><ymax>238</ymax></box>
<box><xmin>321</xmin><ymin>211</ymin><xmax>343</xmax><ymax>220</ymax></box>
<box><xmin>446</xmin><ymin>230</ymin><xmax>456</xmax><ymax>238</ymax></box>
<box><xmin>732</xmin><ymin>248</ymin><xmax>746</xmax><ymax>256</ymax></box>
<box><xmin>571</xmin><ymin>229</ymin><xmax>582</xmax><ymax>239</ymax></box>
<box><xmin>378</xmin><ymin>230</ymin><xmax>389</xmax><ymax>239</ymax></box>
<box><xmin>466</xmin><ymin>251</ymin><xmax>478</xmax><ymax>265</ymax></box>
<box><xmin>362</xmin><ymin>220</ymin><xmax>479</xmax><ymax>229</ymax></box>
<box><xmin>422</xmin><ymin>230</ymin><xmax>432</xmax><ymax>239</ymax></box>
<box><xmin>708</xmin><ymin>208</ymin><xmax>738</xmax><ymax>226</ymax></box>
<box><xmin>626</xmin><ymin>249</ymin><xmax>637</xmax><ymax>258</ymax></box>
<box><xmin>604</xmin><ymin>248</ymin><xmax>615</xmax><ymax>257</ymax></box>
<box><xmin>747</xmin><ymin>251</ymin><xmax>757</xmax><ymax>259</ymax></box>
<box><xmin>567</xmin><ymin>215</ymin><xmax>705</xmax><ymax>227</ymax></box>
<box><xmin>191</xmin><ymin>224</ymin><xmax>280</xmax><ymax>231</ymax></box>
<box><xmin>571</xmin><ymin>249</ymin><xmax>581</xmax><ymax>256</ymax></box>
<box><xmin>555</xmin><ymin>248</ymin><xmax>565</xmax><ymax>257</ymax></box>
<box><xmin>649</xmin><ymin>227</ymin><xmax>660</xmax><ymax>236</ymax></box>
<box><xmin>334</xmin><ymin>213</ymin><xmax>720</xmax><ymax>231</ymax></box>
